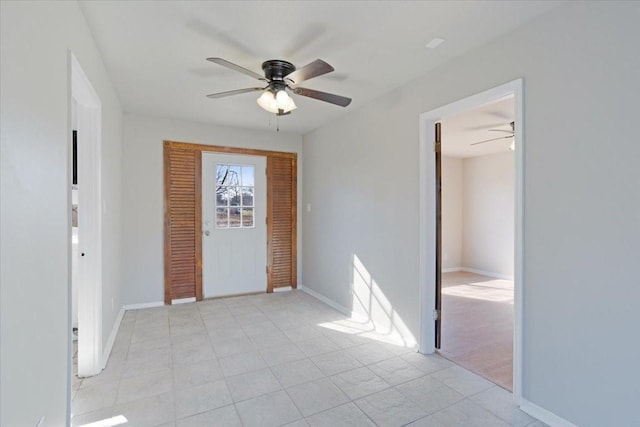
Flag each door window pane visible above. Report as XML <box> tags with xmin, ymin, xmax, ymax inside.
<box><xmin>228</xmin><ymin>166</ymin><xmax>241</xmax><ymax>185</ymax></box>
<box><xmin>242</xmin><ymin>166</ymin><xmax>255</xmax><ymax>186</ymax></box>
<box><xmin>229</xmin><ymin>187</ymin><xmax>241</xmax><ymax>206</ymax></box>
<box><xmin>229</xmin><ymin>207</ymin><xmax>241</xmax><ymax>228</ymax></box>
<box><xmin>242</xmin><ymin>208</ymin><xmax>254</xmax><ymax>227</ymax></box>
<box><xmin>216</xmin><ymin>208</ymin><xmax>228</xmax><ymax>228</ymax></box>
<box><xmin>216</xmin><ymin>165</ymin><xmax>229</xmax><ymax>185</ymax></box>
<box><xmin>242</xmin><ymin>187</ymin><xmax>254</xmax><ymax>207</ymax></box>
<box><xmin>216</xmin><ymin>189</ymin><xmax>228</xmax><ymax>206</ymax></box>
<box><xmin>215</xmin><ymin>163</ymin><xmax>256</xmax><ymax>229</ymax></box>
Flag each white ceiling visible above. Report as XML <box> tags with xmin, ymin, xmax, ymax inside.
<box><xmin>79</xmin><ymin>1</ymin><xmax>561</xmax><ymax>135</ymax></box>
<box><xmin>441</xmin><ymin>96</ymin><xmax>515</xmax><ymax>158</ymax></box>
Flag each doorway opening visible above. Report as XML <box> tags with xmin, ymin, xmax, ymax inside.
<box><xmin>70</xmin><ymin>53</ymin><xmax>103</xmax><ymax>379</ymax></box>
<box><xmin>438</xmin><ymin>97</ymin><xmax>515</xmax><ymax>390</ymax></box>
<box><xmin>418</xmin><ymin>79</ymin><xmax>524</xmax><ymax>401</ymax></box>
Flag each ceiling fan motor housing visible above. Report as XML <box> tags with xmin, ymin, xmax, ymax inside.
<box><xmin>262</xmin><ymin>60</ymin><xmax>296</xmax><ymax>83</ymax></box>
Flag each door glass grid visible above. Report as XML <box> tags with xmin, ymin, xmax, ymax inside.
<box><xmin>215</xmin><ymin>164</ymin><xmax>255</xmax><ymax>228</ymax></box>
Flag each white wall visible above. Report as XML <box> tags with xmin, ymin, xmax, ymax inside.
<box><xmin>302</xmin><ymin>2</ymin><xmax>640</xmax><ymax>426</ymax></box>
<box><xmin>0</xmin><ymin>2</ymin><xmax>123</xmax><ymax>426</ymax></box>
<box><xmin>462</xmin><ymin>152</ymin><xmax>514</xmax><ymax>277</ymax></box>
<box><xmin>441</xmin><ymin>156</ymin><xmax>463</xmax><ymax>270</ymax></box>
<box><xmin>121</xmin><ymin>114</ymin><xmax>302</xmax><ymax>305</ymax></box>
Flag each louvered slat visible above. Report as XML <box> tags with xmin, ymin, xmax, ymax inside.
<box><xmin>164</xmin><ymin>146</ymin><xmax>202</xmax><ymax>304</ymax></box>
<box><xmin>267</xmin><ymin>156</ymin><xmax>297</xmax><ymax>291</ymax></box>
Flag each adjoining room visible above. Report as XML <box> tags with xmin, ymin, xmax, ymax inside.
<box><xmin>439</xmin><ymin>97</ymin><xmax>515</xmax><ymax>390</ymax></box>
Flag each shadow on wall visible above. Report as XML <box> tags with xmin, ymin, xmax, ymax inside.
<box><xmin>342</xmin><ymin>253</ymin><xmax>416</xmax><ymax>348</ymax></box>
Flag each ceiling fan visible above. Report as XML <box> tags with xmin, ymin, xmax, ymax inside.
<box><xmin>471</xmin><ymin>121</ymin><xmax>515</xmax><ymax>150</ymax></box>
<box><xmin>205</xmin><ymin>57</ymin><xmax>352</xmax><ymax>116</ymax></box>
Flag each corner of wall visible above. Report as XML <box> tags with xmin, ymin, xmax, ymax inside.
<box><xmin>101</xmin><ymin>306</ymin><xmax>125</xmax><ymax>369</ymax></box>
<box><xmin>520</xmin><ymin>399</ymin><xmax>578</xmax><ymax>427</ymax></box>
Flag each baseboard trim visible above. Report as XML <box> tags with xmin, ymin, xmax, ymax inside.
<box><xmin>123</xmin><ymin>301</ymin><xmax>165</xmax><ymax>311</ymax></box>
<box><xmin>171</xmin><ymin>297</ymin><xmax>195</xmax><ymax>304</ymax></box>
<box><xmin>298</xmin><ymin>285</ymin><xmax>415</xmax><ymax>345</ymax></box>
<box><xmin>520</xmin><ymin>399</ymin><xmax>578</xmax><ymax>427</ymax></box>
<box><xmin>299</xmin><ymin>285</ymin><xmax>351</xmax><ymax>317</ymax></box>
<box><xmin>460</xmin><ymin>267</ymin><xmax>514</xmax><ymax>281</ymax></box>
<box><xmin>442</xmin><ymin>267</ymin><xmax>462</xmax><ymax>273</ymax></box>
<box><xmin>101</xmin><ymin>306</ymin><xmax>125</xmax><ymax>369</ymax></box>
<box><xmin>203</xmin><ymin>291</ymin><xmax>264</xmax><ymax>300</ymax></box>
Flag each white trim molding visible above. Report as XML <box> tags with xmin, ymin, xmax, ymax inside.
<box><xmin>441</xmin><ymin>266</ymin><xmax>514</xmax><ymax>280</ymax></box>
<box><xmin>101</xmin><ymin>307</ymin><xmax>125</xmax><ymax>369</ymax></box>
<box><xmin>299</xmin><ymin>285</ymin><xmax>352</xmax><ymax>317</ymax></box>
<box><xmin>460</xmin><ymin>267</ymin><xmax>514</xmax><ymax>281</ymax></box>
<box><xmin>171</xmin><ymin>297</ymin><xmax>196</xmax><ymax>305</ymax></box>
<box><xmin>123</xmin><ymin>301</ymin><xmax>165</xmax><ymax>311</ymax></box>
<box><xmin>418</xmin><ymin>78</ymin><xmax>524</xmax><ymax>403</ymax></box>
<box><xmin>521</xmin><ymin>399</ymin><xmax>579</xmax><ymax>427</ymax></box>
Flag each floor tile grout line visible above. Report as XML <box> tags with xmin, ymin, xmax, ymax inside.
<box><xmin>74</xmin><ymin>291</ymin><xmax>532</xmax><ymax>427</ymax></box>
<box><xmin>171</xmin><ymin>310</ymin><xmax>190</xmax><ymax>423</ymax></box>
<box><xmin>266</xmin><ymin>358</ymin><xmax>306</xmax><ymax>424</ymax></box>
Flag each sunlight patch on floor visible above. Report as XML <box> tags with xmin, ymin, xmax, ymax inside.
<box><xmin>324</xmin><ymin>253</ymin><xmax>418</xmax><ymax>348</ymax></box>
<box><xmin>79</xmin><ymin>415</ymin><xmax>127</xmax><ymax>427</ymax></box>
<box><xmin>442</xmin><ymin>280</ymin><xmax>513</xmax><ymax>303</ymax></box>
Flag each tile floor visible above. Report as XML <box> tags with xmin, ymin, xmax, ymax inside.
<box><xmin>440</xmin><ymin>272</ymin><xmax>514</xmax><ymax>390</ymax></box>
<box><xmin>71</xmin><ymin>290</ymin><xmax>542</xmax><ymax>427</ymax></box>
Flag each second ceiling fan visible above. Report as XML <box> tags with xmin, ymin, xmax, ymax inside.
<box><xmin>471</xmin><ymin>121</ymin><xmax>515</xmax><ymax>150</ymax></box>
<box><xmin>206</xmin><ymin>57</ymin><xmax>352</xmax><ymax>116</ymax></box>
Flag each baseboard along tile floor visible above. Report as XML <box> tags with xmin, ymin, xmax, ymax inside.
<box><xmin>71</xmin><ymin>290</ymin><xmax>542</xmax><ymax>427</ymax></box>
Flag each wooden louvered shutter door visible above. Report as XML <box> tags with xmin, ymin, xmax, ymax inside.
<box><xmin>267</xmin><ymin>156</ymin><xmax>297</xmax><ymax>292</ymax></box>
<box><xmin>164</xmin><ymin>144</ymin><xmax>202</xmax><ymax>304</ymax></box>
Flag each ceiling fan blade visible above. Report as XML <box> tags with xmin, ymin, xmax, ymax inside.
<box><xmin>470</xmin><ymin>135</ymin><xmax>512</xmax><ymax>146</ymax></box>
<box><xmin>206</xmin><ymin>57</ymin><xmax>265</xmax><ymax>81</ymax></box>
<box><xmin>206</xmin><ymin>87</ymin><xmax>264</xmax><ymax>99</ymax></box>
<box><xmin>487</xmin><ymin>111</ymin><xmax>513</xmax><ymax>120</ymax></box>
<box><xmin>488</xmin><ymin>129</ymin><xmax>514</xmax><ymax>133</ymax></box>
<box><xmin>286</xmin><ymin>59</ymin><xmax>334</xmax><ymax>85</ymax></box>
<box><xmin>465</xmin><ymin>122</ymin><xmax>508</xmax><ymax>131</ymax></box>
<box><xmin>293</xmin><ymin>87</ymin><xmax>351</xmax><ymax>107</ymax></box>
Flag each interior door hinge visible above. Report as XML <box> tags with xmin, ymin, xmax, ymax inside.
<box><xmin>265</xmin><ymin>217</ymin><xmax>268</xmax><ymax>225</ymax></box>
<box><xmin>266</xmin><ymin>266</ymin><xmax>269</xmax><ymax>274</ymax></box>
<box><xmin>433</xmin><ymin>309</ymin><xmax>440</xmax><ymax>320</ymax></box>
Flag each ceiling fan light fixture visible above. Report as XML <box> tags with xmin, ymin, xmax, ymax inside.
<box><xmin>258</xmin><ymin>89</ymin><xmax>297</xmax><ymax>114</ymax></box>
<box><xmin>275</xmin><ymin>89</ymin><xmax>297</xmax><ymax>112</ymax></box>
<box><xmin>257</xmin><ymin>90</ymin><xmax>278</xmax><ymax>113</ymax></box>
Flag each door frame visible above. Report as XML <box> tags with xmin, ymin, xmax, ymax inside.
<box><xmin>418</xmin><ymin>79</ymin><xmax>524</xmax><ymax>402</ymax></box>
<box><xmin>70</xmin><ymin>52</ymin><xmax>103</xmax><ymax>377</ymax></box>
<box><xmin>163</xmin><ymin>140</ymin><xmax>297</xmax><ymax>303</ymax></box>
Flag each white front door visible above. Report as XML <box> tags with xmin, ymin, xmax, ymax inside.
<box><xmin>202</xmin><ymin>152</ymin><xmax>267</xmax><ymax>297</ymax></box>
